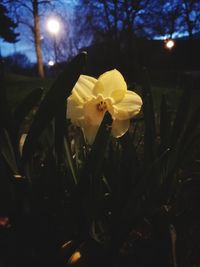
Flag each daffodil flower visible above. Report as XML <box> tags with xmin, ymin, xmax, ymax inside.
<box><xmin>67</xmin><ymin>69</ymin><xmax>142</xmax><ymax>144</ymax></box>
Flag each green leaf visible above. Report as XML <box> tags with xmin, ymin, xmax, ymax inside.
<box><xmin>141</xmin><ymin>68</ymin><xmax>160</xmax><ymax>196</ymax></box>
<box><xmin>22</xmin><ymin>52</ymin><xmax>87</xmax><ymax>160</ymax></box>
<box><xmin>0</xmin><ymin>74</ymin><xmax>16</xmax><ymax>143</ymax></box>
<box><xmin>163</xmin><ymin>94</ymin><xmax>200</xmax><ymax>202</ymax></box>
<box><xmin>117</xmin><ymin>133</ymin><xmax>141</xmax><ymax>203</ymax></box>
<box><xmin>76</xmin><ymin>112</ymin><xmax>112</xmax><ymax>228</ymax></box>
<box><xmin>170</xmin><ymin>105</ymin><xmax>200</xmax><ymax>170</ymax></box>
<box><xmin>0</xmin><ymin>128</ymin><xmax>19</xmax><ymax>175</ymax></box>
<box><xmin>73</xmin><ymin>127</ymin><xmax>86</xmax><ymax>173</ymax></box>
<box><xmin>160</xmin><ymin>95</ymin><xmax>171</xmax><ymax>154</ymax></box>
<box><xmin>181</xmin><ymin>105</ymin><xmax>200</xmax><ymax>154</ymax></box>
<box><xmin>83</xmin><ymin>112</ymin><xmax>112</xmax><ymax>178</ymax></box>
<box><xmin>63</xmin><ymin>135</ymin><xmax>78</xmax><ymax>185</ymax></box>
<box><xmin>141</xmin><ymin>68</ymin><xmax>156</xmax><ymax>167</ymax></box>
<box><xmin>14</xmin><ymin>87</ymin><xmax>44</xmax><ymax>131</ymax></box>
<box><xmin>54</xmin><ymin>100</ymin><xmax>67</xmax><ymax>165</ymax></box>
<box><xmin>169</xmin><ymin>86</ymin><xmax>192</xmax><ymax>149</ymax></box>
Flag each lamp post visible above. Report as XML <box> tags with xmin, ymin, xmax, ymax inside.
<box><xmin>47</xmin><ymin>18</ymin><xmax>60</xmax><ymax>64</ymax></box>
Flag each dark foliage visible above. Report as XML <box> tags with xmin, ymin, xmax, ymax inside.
<box><xmin>3</xmin><ymin>52</ymin><xmax>35</xmax><ymax>75</ymax></box>
<box><xmin>0</xmin><ymin>53</ymin><xmax>200</xmax><ymax>267</ymax></box>
<box><xmin>0</xmin><ymin>3</ymin><xmax>19</xmax><ymax>43</ymax></box>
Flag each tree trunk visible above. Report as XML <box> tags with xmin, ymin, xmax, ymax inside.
<box><xmin>32</xmin><ymin>0</ymin><xmax>44</xmax><ymax>78</ymax></box>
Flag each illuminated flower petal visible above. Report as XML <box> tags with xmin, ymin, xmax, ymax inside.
<box><xmin>81</xmin><ymin>96</ymin><xmax>106</xmax><ymax>144</ymax></box>
<box><xmin>83</xmin><ymin>96</ymin><xmax>106</xmax><ymax>126</ymax></box>
<box><xmin>93</xmin><ymin>69</ymin><xmax>127</xmax><ymax>102</ymax></box>
<box><xmin>67</xmin><ymin>95</ymin><xmax>84</xmax><ymax>126</ymax></box>
<box><xmin>72</xmin><ymin>75</ymin><xmax>97</xmax><ymax>103</ymax></box>
<box><xmin>67</xmin><ymin>69</ymin><xmax>142</xmax><ymax>144</ymax></box>
<box><xmin>111</xmin><ymin>119</ymin><xmax>130</xmax><ymax>138</ymax></box>
<box><xmin>112</xmin><ymin>91</ymin><xmax>142</xmax><ymax>120</ymax></box>
<box><xmin>82</xmin><ymin>123</ymin><xmax>100</xmax><ymax>145</ymax></box>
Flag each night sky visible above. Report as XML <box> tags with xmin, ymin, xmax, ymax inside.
<box><xmin>0</xmin><ymin>0</ymin><xmax>198</xmax><ymax>64</ymax></box>
<box><xmin>0</xmin><ymin>0</ymin><xmax>77</xmax><ymax>63</ymax></box>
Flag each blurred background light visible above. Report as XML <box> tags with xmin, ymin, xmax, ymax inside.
<box><xmin>165</xmin><ymin>39</ymin><xmax>175</xmax><ymax>49</ymax></box>
<box><xmin>48</xmin><ymin>60</ymin><xmax>55</xmax><ymax>66</ymax></box>
<box><xmin>47</xmin><ymin>18</ymin><xmax>60</xmax><ymax>35</ymax></box>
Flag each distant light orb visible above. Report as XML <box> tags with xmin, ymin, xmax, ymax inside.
<box><xmin>48</xmin><ymin>60</ymin><xmax>55</xmax><ymax>66</ymax></box>
<box><xmin>47</xmin><ymin>18</ymin><xmax>60</xmax><ymax>34</ymax></box>
<box><xmin>165</xmin><ymin>39</ymin><xmax>175</xmax><ymax>49</ymax></box>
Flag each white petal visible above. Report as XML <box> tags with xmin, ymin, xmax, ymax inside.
<box><xmin>93</xmin><ymin>69</ymin><xmax>127</xmax><ymax>102</ymax></box>
<box><xmin>81</xmin><ymin>75</ymin><xmax>97</xmax><ymax>85</ymax></box>
<box><xmin>67</xmin><ymin>95</ymin><xmax>84</xmax><ymax>126</ymax></box>
<box><xmin>72</xmin><ymin>75</ymin><xmax>97</xmax><ymax>102</ymax></box>
<box><xmin>112</xmin><ymin>90</ymin><xmax>142</xmax><ymax>120</ymax></box>
<box><xmin>111</xmin><ymin>119</ymin><xmax>130</xmax><ymax>138</ymax></box>
<box><xmin>83</xmin><ymin>96</ymin><xmax>106</xmax><ymax>126</ymax></box>
<box><xmin>82</xmin><ymin>124</ymin><xmax>100</xmax><ymax>145</ymax></box>
<box><xmin>92</xmin><ymin>80</ymin><xmax>104</xmax><ymax>96</ymax></box>
<box><xmin>82</xmin><ymin>97</ymin><xmax>106</xmax><ymax>144</ymax></box>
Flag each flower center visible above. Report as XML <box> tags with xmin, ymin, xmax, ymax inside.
<box><xmin>97</xmin><ymin>101</ymin><xmax>107</xmax><ymax>112</ymax></box>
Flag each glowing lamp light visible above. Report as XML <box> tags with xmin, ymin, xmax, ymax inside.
<box><xmin>47</xmin><ymin>18</ymin><xmax>60</xmax><ymax>35</ymax></box>
<box><xmin>165</xmin><ymin>39</ymin><xmax>175</xmax><ymax>50</ymax></box>
<box><xmin>48</xmin><ymin>60</ymin><xmax>55</xmax><ymax>66</ymax></box>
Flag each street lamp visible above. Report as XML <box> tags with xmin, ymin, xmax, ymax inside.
<box><xmin>47</xmin><ymin>18</ymin><xmax>60</xmax><ymax>64</ymax></box>
<box><xmin>165</xmin><ymin>39</ymin><xmax>175</xmax><ymax>50</ymax></box>
<box><xmin>48</xmin><ymin>60</ymin><xmax>55</xmax><ymax>66</ymax></box>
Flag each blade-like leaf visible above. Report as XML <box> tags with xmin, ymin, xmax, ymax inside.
<box><xmin>169</xmin><ymin>79</ymin><xmax>192</xmax><ymax>149</ymax></box>
<box><xmin>0</xmin><ymin>128</ymin><xmax>19</xmax><ymax>175</ymax></box>
<box><xmin>180</xmin><ymin>105</ymin><xmax>200</xmax><ymax>154</ymax></box>
<box><xmin>83</xmin><ymin>112</ymin><xmax>112</xmax><ymax>179</ymax></box>
<box><xmin>141</xmin><ymin>68</ymin><xmax>156</xmax><ymax>166</ymax></box>
<box><xmin>55</xmin><ymin>100</ymin><xmax>67</xmax><ymax>165</ymax></box>
<box><xmin>141</xmin><ymin>68</ymin><xmax>159</xmax><ymax>198</ymax></box>
<box><xmin>14</xmin><ymin>87</ymin><xmax>44</xmax><ymax>131</ymax></box>
<box><xmin>0</xmin><ymin>73</ymin><xmax>16</xmax><ymax>142</ymax></box>
<box><xmin>160</xmin><ymin>95</ymin><xmax>171</xmax><ymax>154</ymax></box>
<box><xmin>63</xmin><ymin>135</ymin><xmax>78</xmax><ymax>185</ymax></box>
<box><xmin>166</xmin><ymin>105</ymin><xmax>200</xmax><ymax>181</ymax></box>
<box><xmin>22</xmin><ymin>52</ymin><xmax>87</xmax><ymax>160</ymax></box>
<box><xmin>163</xmin><ymin>97</ymin><xmax>200</xmax><ymax>202</ymax></box>
<box><xmin>119</xmin><ymin>132</ymin><xmax>141</xmax><ymax>199</ymax></box>
<box><xmin>75</xmin><ymin>112</ymin><xmax>112</xmax><ymax>229</ymax></box>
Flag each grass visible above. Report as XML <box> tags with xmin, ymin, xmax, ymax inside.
<box><xmin>4</xmin><ymin>71</ymin><xmax>178</xmax><ymax>107</ymax></box>
<box><xmin>4</xmin><ymin>73</ymin><xmax>53</xmax><ymax>111</ymax></box>
<box><xmin>4</xmin><ymin>69</ymin><xmax>200</xmax><ymax>114</ymax></box>
<box><xmin>148</xmin><ymin>69</ymin><xmax>200</xmax><ymax>112</ymax></box>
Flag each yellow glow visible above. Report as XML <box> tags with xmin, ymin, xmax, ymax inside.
<box><xmin>165</xmin><ymin>39</ymin><xmax>175</xmax><ymax>49</ymax></box>
<box><xmin>47</xmin><ymin>18</ymin><xmax>60</xmax><ymax>34</ymax></box>
<box><xmin>68</xmin><ymin>251</ymin><xmax>81</xmax><ymax>264</ymax></box>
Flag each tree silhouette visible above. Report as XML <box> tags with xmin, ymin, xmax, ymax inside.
<box><xmin>0</xmin><ymin>3</ymin><xmax>19</xmax><ymax>43</ymax></box>
<box><xmin>4</xmin><ymin>0</ymin><xmax>51</xmax><ymax>78</ymax></box>
<box><xmin>75</xmin><ymin>0</ymin><xmax>151</xmax><ymax>76</ymax></box>
<box><xmin>179</xmin><ymin>0</ymin><xmax>200</xmax><ymax>39</ymax></box>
